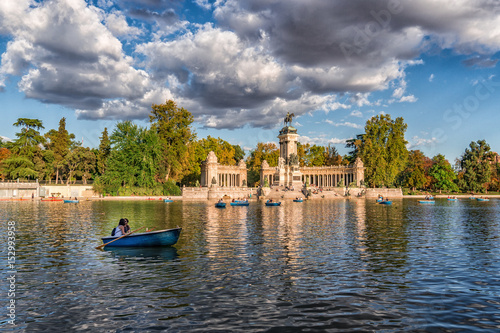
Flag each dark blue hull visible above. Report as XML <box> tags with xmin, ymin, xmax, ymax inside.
<box><xmin>293</xmin><ymin>199</ymin><xmax>303</xmax><ymax>202</ymax></box>
<box><xmin>215</xmin><ymin>202</ymin><xmax>226</xmax><ymax>208</ymax></box>
<box><xmin>64</xmin><ymin>200</ymin><xmax>79</xmax><ymax>203</ymax></box>
<box><xmin>101</xmin><ymin>228</ymin><xmax>181</xmax><ymax>247</ymax></box>
<box><xmin>266</xmin><ymin>202</ymin><xmax>281</xmax><ymax>206</ymax></box>
<box><xmin>379</xmin><ymin>201</ymin><xmax>392</xmax><ymax>205</ymax></box>
<box><xmin>230</xmin><ymin>202</ymin><xmax>249</xmax><ymax>206</ymax></box>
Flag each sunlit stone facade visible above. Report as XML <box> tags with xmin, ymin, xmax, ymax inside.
<box><xmin>200</xmin><ymin>151</ymin><xmax>248</xmax><ymax>187</ymax></box>
<box><xmin>260</xmin><ymin>124</ymin><xmax>365</xmax><ymax>188</ymax></box>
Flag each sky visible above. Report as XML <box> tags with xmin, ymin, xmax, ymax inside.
<box><xmin>1</xmin><ymin>0</ymin><xmax>499</xmax><ymax>163</ymax></box>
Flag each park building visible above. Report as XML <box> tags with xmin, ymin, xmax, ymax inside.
<box><xmin>199</xmin><ymin>113</ymin><xmax>365</xmax><ymax>190</ymax></box>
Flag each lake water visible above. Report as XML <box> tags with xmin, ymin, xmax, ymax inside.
<box><xmin>1</xmin><ymin>198</ymin><xmax>499</xmax><ymax>332</ymax></box>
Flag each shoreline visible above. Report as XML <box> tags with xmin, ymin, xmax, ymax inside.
<box><xmin>2</xmin><ymin>194</ymin><xmax>500</xmax><ymax>201</ymax></box>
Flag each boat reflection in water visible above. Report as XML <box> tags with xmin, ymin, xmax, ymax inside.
<box><xmin>105</xmin><ymin>246</ymin><xmax>178</xmax><ymax>260</ymax></box>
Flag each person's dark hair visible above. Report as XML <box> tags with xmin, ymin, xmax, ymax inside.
<box><xmin>119</xmin><ymin>218</ymin><xmax>127</xmax><ymax>226</ymax></box>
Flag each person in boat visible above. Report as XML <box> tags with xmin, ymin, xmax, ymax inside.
<box><xmin>218</xmin><ymin>198</ymin><xmax>223</xmax><ymax>203</ymax></box>
<box><xmin>113</xmin><ymin>218</ymin><xmax>129</xmax><ymax>237</ymax></box>
<box><xmin>124</xmin><ymin>218</ymin><xmax>131</xmax><ymax>233</ymax></box>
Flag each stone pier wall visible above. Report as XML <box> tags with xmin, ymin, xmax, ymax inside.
<box><xmin>364</xmin><ymin>188</ymin><xmax>403</xmax><ymax>198</ymax></box>
<box><xmin>182</xmin><ymin>186</ymin><xmax>258</xmax><ymax>200</ymax></box>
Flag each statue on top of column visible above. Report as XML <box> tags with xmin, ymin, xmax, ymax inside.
<box><xmin>284</xmin><ymin>112</ymin><xmax>295</xmax><ymax>127</ymax></box>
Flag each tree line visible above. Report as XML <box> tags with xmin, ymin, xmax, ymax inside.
<box><xmin>1</xmin><ymin>101</ymin><xmax>498</xmax><ymax>195</ymax></box>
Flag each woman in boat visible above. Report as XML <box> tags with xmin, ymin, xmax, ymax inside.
<box><xmin>114</xmin><ymin>218</ymin><xmax>128</xmax><ymax>237</ymax></box>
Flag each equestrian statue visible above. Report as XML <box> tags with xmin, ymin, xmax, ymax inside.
<box><xmin>284</xmin><ymin>112</ymin><xmax>295</xmax><ymax>127</ymax></box>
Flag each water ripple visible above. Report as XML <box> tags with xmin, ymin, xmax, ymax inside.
<box><xmin>0</xmin><ymin>199</ymin><xmax>499</xmax><ymax>331</ymax></box>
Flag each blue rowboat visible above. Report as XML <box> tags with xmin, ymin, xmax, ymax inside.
<box><xmin>101</xmin><ymin>228</ymin><xmax>181</xmax><ymax>247</ymax></box>
<box><xmin>469</xmin><ymin>196</ymin><xmax>476</xmax><ymax>200</ymax></box>
<box><xmin>376</xmin><ymin>198</ymin><xmax>383</xmax><ymax>203</ymax></box>
<box><xmin>447</xmin><ymin>198</ymin><xmax>458</xmax><ymax>201</ymax></box>
<box><xmin>215</xmin><ymin>202</ymin><xmax>226</xmax><ymax>208</ymax></box>
<box><xmin>419</xmin><ymin>200</ymin><xmax>435</xmax><ymax>204</ymax></box>
<box><xmin>265</xmin><ymin>201</ymin><xmax>281</xmax><ymax>206</ymax></box>
<box><xmin>476</xmin><ymin>198</ymin><xmax>490</xmax><ymax>202</ymax></box>
<box><xmin>293</xmin><ymin>199</ymin><xmax>303</xmax><ymax>202</ymax></box>
<box><xmin>378</xmin><ymin>201</ymin><xmax>392</xmax><ymax>205</ymax></box>
<box><xmin>64</xmin><ymin>199</ymin><xmax>79</xmax><ymax>203</ymax></box>
<box><xmin>164</xmin><ymin>199</ymin><xmax>174</xmax><ymax>203</ymax></box>
<box><xmin>230</xmin><ymin>201</ymin><xmax>249</xmax><ymax>206</ymax></box>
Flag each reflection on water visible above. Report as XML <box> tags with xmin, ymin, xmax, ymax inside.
<box><xmin>0</xmin><ymin>199</ymin><xmax>499</xmax><ymax>332</ymax></box>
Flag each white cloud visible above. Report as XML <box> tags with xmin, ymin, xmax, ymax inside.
<box><xmin>0</xmin><ymin>0</ymin><xmax>153</xmax><ymax>112</ymax></box>
<box><xmin>105</xmin><ymin>11</ymin><xmax>142</xmax><ymax>39</ymax></box>
<box><xmin>299</xmin><ymin>134</ymin><xmax>346</xmax><ymax>146</ymax></box>
<box><xmin>350</xmin><ymin>110</ymin><xmax>363</xmax><ymax>117</ymax></box>
<box><xmin>325</xmin><ymin>120</ymin><xmax>362</xmax><ymax>129</ymax></box>
<box><xmin>399</xmin><ymin>95</ymin><xmax>418</xmax><ymax>103</ymax></box>
<box><xmin>2</xmin><ymin>0</ymin><xmax>500</xmax><ymax>130</ymax></box>
<box><xmin>408</xmin><ymin>135</ymin><xmax>440</xmax><ymax>149</ymax></box>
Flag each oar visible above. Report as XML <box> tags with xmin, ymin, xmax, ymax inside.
<box><xmin>95</xmin><ymin>226</ymin><xmax>146</xmax><ymax>250</ymax></box>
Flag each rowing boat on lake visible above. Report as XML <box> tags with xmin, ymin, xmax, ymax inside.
<box><xmin>419</xmin><ymin>200</ymin><xmax>435</xmax><ymax>204</ymax></box>
<box><xmin>101</xmin><ymin>228</ymin><xmax>182</xmax><ymax>247</ymax></box>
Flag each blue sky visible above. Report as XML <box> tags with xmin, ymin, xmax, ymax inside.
<box><xmin>1</xmin><ymin>0</ymin><xmax>499</xmax><ymax>163</ymax></box>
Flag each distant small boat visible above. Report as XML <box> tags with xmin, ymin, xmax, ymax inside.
<box><xmin>376</xmin><ymin>198</ymin><xmax>383</xmax><ymax>202</ymax></box>
<box><xmin>419</xmin><ymin>200</ymin><xmax>435</xmax><ymax>204</ymax></box>
<box><xmin>469</xmin><ymin>196</ymin><xmax>476</xmax><ymax>200</ymax></box>
<box><xmin>215</xmin><ymin>202</ymin><xmax>226</xmax><ymax>208</ymax></box>
<box><xmin>101</xmin><ymin>228</ymin><xmax>182</xmax><ymax>247</ymax></box>
<box><xmin>293</xmin><ymin>199</ymin><xmax>303</xmax><ymax>202</ymax></box>
<box><xmin>64</xmin><ymin>199</ymin><xmax>79</xmax><ymax>203</ymax></box>
<box><xmin>265</xmin><ymin>201</ymin><xmax>281</xmax><ymax>206</ymax></box>
<box><xmin>476</xmin><ymin>198</ymin><xmax>490</xmax><ymax>202</ymax></box>
<box><xmin>230</xmin><ymin>201</ymin><xmax>249</xmax><ymax>206</ymax></box>
<box><xmin>378</xmin><ymin>201</ymin><xmax>392</xmax><ymax>205</ymax></box>
<box><xmin>164</xmin><ymin>199</ymin><xmax>174</xmax><ymax>203</ymax></box>
<box><xmin>447</xmin><ymin>198</ymin><xmax>458</xmax><ymax>201</ymax></box>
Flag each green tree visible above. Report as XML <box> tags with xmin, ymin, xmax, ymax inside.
<box><xmin>65</xmin><ymin>147</ymin><xmax>85</xmax><ymax>184</ymax></box>
<box><xmin>296</xmin><ymin>142</ymin><xmax>307</xmax><ymax>167</ymax></box>
<box><xmin>149</xmin><ymin>100</ymin><xmax>196</xmax><ymax>182</ymax></box>
<box><xmin>304</xmin><ymin>144</ymin><xmax>326</xmax><ymax>166</ymax></box>
<box><xmin>357</xmin><ymin>115</ymin><xmax>408</xmax><ymax>187</ymax></box>
<box><xmin>96</xmin><ymin>128</ymin><xmax>110</xmax><ymax>176</ymax></box>
<box><xmin>2</xmin><ymin>118</ymin><xmax>45</xmax><ymax>179</ymax></box>
<box><xmin>246</xmin><ymin>142</ymin><xmax>279</xmax><ymax>186</ymax></box>
<box><xmin>94</xmin><ymin>121</ymin><xmax>163</xmax><ymax>195</ymax></box>
<box><xmin>232</xmin><ymin>144</ymin><xmax>245</xmax><ymax>164</ymax></box>
<box><xmin>345</xmin><ymin>134</ymin><xmax>364</xmax><ymax>163</ymax></box>
<box><xmin>429</xmin><ymin>154</ymin><xmax>459</xmax><ymax>193</ymax></box>
<box><xmin>399</xmin><ymin>150</ymin><xmax>428</xmax><ymax>191</ymax></box>
<box><xmin>324</xmin><ymin>144</ymin><xmax>342</xmax><ymax>166</ymax></box>
<box><xmin>45</xmin><ymin>118</ymin><xmax>75</xmax><ymax>183</ymax></box>
<box><xmin>458</xmin><ymin>140</ymin><xmax>494</xmax><ymax>193</ymax></box>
